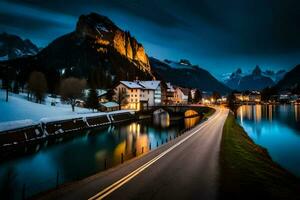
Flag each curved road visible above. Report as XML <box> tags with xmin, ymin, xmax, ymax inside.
<box><xmin>39</xmin><ymin>107</ymin><xmax>228</xmax><ymax>200</ymax></box>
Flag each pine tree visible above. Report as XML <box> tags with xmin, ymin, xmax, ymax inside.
<box><xmin>193</xmin><ymin>89</ymin><xmax>202</xmax><ymax>103</ymax></box>
<box><xmin>86</xmin><ymin>88</ymin><xmax>99</xmax><ymax>112</ymax></box>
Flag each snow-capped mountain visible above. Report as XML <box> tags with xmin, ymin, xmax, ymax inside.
<box><xmin>0</xmin><ymin>32</ymin><xmax>39</xmax><ymax>61</ymax></box>
<box><xmin>163</xmin><ymin>59</ymin><xmax>195</xmax><ymax>70</ymax></box>
<box><xmin>225</xmin><ymin>66</ymin><xmax>275</xmax><ymax>91</ymax></box>
<box><xmin>150</xmin><ymin>57</ymin><xmax>231</xmax><ymax>94</ymax></box>
<box><xmin>223</xmin><ymin>68</ymin><xmax>286</xmax><ymax>84</ymax></box>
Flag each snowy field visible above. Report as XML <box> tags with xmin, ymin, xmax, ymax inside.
<box><xmin>0</xmin><ymin>89</ymin><xmax>93</xmax><ymax>123</ymax></box>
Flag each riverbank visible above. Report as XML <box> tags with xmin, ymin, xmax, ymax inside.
<box><xmin>30</xmin><ymin>107</ymin><xmax>220</xmax><ymax>200</ymax></box>
<box><xmin>0</xmin><ymin>110</ymin><xmax>135</xmax><ymax>151</ymax></box>
<box><xmin>219</xmin><ymin>113</ymin><xmax>300</xmax><ymax>200</ymax></box>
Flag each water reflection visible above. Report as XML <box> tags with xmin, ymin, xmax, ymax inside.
<box><xmin>184</xmin><ymin>110</ymin><xmax>198</xmax><ymax>117</ymax></box>
<box><xmin>0</xmin><ymin>115</ymin><xmax>201</xmax><ymax>199</ymax></box>
<box><xmin>184</xmin><ymin>116</ymin><xmax>200</xmax><ymax>128</ymax></box>
<box><xmin>153</xmin><ymin>111</ymin><xmax>170</xmax><ymax>128</ymax></box>
<box><xmin>237</xmin><ymin>105</ymin><xmax>300</xmax><ymax>176</ymax></box>
<box><xmin>295</xmin><ymin>105</ymin><xmax>300</xmax><ymax>122</ymax></box>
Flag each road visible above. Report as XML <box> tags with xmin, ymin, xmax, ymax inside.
<box><xmin>38</xmin><ymin>107</ymin><xmax>229</xmax><ymax>200</ymax></box>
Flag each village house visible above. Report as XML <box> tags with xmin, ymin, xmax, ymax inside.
<box><xmin>100</xmin><ymin>102</ymin><xmax>119</xmax><ymax>112</ymax></box>
<box><xmin>174</xmin><ymin>87</ymin><xmax>189</xmax><ymax>104</ymax></box>
<box><xmin>114</xmin><ymin>80</ymin><xmax>164</xmax><ymax>110</ymax></box>
<box><xmin>166</xmin><ymin>82</ymin><xmax>176</xmax><ymax>104</ymax></box>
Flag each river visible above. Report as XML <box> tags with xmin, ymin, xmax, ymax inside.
<box><xmin>237</xmin><ymin>104</ymin><xmax>300</xmax><ymax>177</ymax></box>
<box><xmin>0</xmin><ymin>113</ymin><xmax>201</xmax><ymax>199</ymax></box>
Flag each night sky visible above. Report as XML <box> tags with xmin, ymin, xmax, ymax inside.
<box><xmin>0</xmin><ymin>0</ymin><xmax>299</xmax><ymax>78</ymax></box>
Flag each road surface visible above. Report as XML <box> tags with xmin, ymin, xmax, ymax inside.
<box><xmin>38</xmin><ymin>107</ymin><xmax>229</xmax><ymax>200</ymax></box>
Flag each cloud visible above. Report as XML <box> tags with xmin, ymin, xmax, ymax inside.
<box><xmin>0</xmin><ymin>0</ymin><xmax>299</xmax><ymax>75</ymax></box>
<box><xmin>0</xmin><ymin>1</ymin><xmax>76</xmax><ymax>26</ymax></box>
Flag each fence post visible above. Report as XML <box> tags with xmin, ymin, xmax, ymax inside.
<box><xmin>121</xmin><ymin>153</ymin><xmax>124</xmax><ymax>163</ymax></box>
<box><xmin>133</xmin><ymin>149</ymin><xmax>136</xmax><ymax>157</ymax></box>
<box><xmin>142</xmin><ymin>146</ymin><xmax>144</xmax><ymax>154</ymax></box>
<box><xmin>56</xmin><ymin>170</ymin><xmax>59</xmax><ymax>188</ymax></box>
<box><xmin>22</xmin><ymin>183</ymin><xmax>26</xmax><ymax>200</ymax></box>
<box><xmin>149</xmin><ymin>142</ymin><xmax>151</xmax><ymax>150</ymax></box>
<box><xmin>157</xmin><ymin>141</ymin><xmax>159</xmax><ymax>147</ymax></box>
<box><xmin>104</xmin><ymin>158</ymin><xmax>107</xmax><ymax>169</ymax></box>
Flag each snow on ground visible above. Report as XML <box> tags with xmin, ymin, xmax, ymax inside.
<box><xmin>0</xmin><ymin>119</ymin><xmax>37</xmax><ymax>132</ymax></box>
<box><xmin>0</xmin><ymin>89</ymin><xmax>93</xmax><ymax>123</ymax></box>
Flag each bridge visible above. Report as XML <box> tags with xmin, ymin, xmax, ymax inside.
<box><xmin>141</xmin><ymin>105</ymin><xmax>212</xmax><ymax>118</ymax></box>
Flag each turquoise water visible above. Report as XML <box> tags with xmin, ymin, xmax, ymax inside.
<box><xmin>237</xmin><ymin>105</ymin><xmax>300</xmax><ymax>176</ymax></box>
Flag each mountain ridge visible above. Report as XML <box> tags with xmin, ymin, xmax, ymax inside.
<box><xmin>276</xmin><ymin>64</ymin><xmax>300</xmax><ymax>91</ymax></box>
<box><xmin>225</xmin><ymin>66</ymin><xmax>276</xmax><ymax>91</ymax></box>
<box><xmin>150</xmin><ymin>57</ymin><xmax>231</xmax><ymax>94</ymax></box>
<box><xmin>0</xmin><ymin>32</ymin><xmax>39</xmax><ymax>61</ymax></box>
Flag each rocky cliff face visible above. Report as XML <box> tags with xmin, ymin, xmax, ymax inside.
<box><xmin>75</xmin><ymin>13</ymin><xmax>151</xmax><ymax>73</ymax></box>
<box><xmin>0</xmin><ymin>13</ymin><xmax>154</xmax><ymax>90</ymax></box>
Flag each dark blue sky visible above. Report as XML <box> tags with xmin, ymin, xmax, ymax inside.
<box><xmin>0</xmin><ymin>0</ymin><xmax>299</xmax><ymax>79</ymax></box>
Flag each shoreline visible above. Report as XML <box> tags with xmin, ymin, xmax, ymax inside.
<box><xmin>0</xmin><ymin>110</ymin><xmax>135</xmax><ymax>149</ymax></box>
<box><xmin>219</xmin><ymin>112</ymin><xmax>300</xmax><ymax>200</ymax></box>
<box><xmin>31</xmin><ymin>107</ymin><xmax>216</xmax><ymax>200</ymax></box>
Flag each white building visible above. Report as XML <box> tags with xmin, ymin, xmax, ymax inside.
<box><xmin>137</xmin><ymin>81</ymin><xmax>162</xmax><ymax>105</ymax></box>
<box><xmin>174</xmin><ymin>87</ymin><xmax>189</xmax><ymax>104</ymax></box>
<box><xmin>166</xmin><ymin>82</ymin><xmax>176</xmax><ymax>104</ymax></box>
<box><xmin>114</xmin><ymin>80</ymin><xmax>163</xmax><ymax>110</ymax></box>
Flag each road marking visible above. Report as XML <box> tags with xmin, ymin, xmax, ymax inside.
<box><xmin>89</xmin><ymin>109</ymin><xmax>222</xmax><ymax>200</ymax></box>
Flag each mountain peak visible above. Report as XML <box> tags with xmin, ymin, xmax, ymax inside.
<box><xmin>236</xmin><ymin>68</ymin><xmax>242</xmax><ymax>74</ymax></box>
<box><xmin>76</xmin><ymin>13</ymin><xmax>117</xmax><ymax>38</ymax></box>
<box><xmin>252</xmin><ymin>65</ymin><xmax>262</xmax><ymax>75</ymax></box>
<box><xmin>0</xmin><ymin>32</ymin><xmax>39</xmax><ymax>60</ymax></box>
<box><xmin>74</xmin><ymin>13</ymin><xmax>151</xmax><ymax>74</ymax></box>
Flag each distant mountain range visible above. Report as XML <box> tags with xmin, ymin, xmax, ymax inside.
<box><xmin>0</xmin><ymin>32</ymin><xmax>39</xmax><ymax>61</ymax></box>
<box><xmin>0</xmin><ymin>12</ymin><xmax>231</xmax><ymax>94</ymax></box>
<box><xmin>2</xmin><ymin>12</ymin><xmax>295</xmax><ymax>95</ymax></box>
<box><xmin>150</xmin><ymin>58</ymin><xmax>231</xmax><ymax>94</ymax></box>
<box><xmin>222</xmin><ymin>68</ymin><xmax>286</xmax><ymax>84</ymax></box>
<box><xmin>262</xmin><ymin>69</ymin><xmax>286</xmax><ymax>83</ymax></box>
<box><xmin>224</xmin><ymin>66</ymin><xmax>286</xmax><ymax>91</ymax></box>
